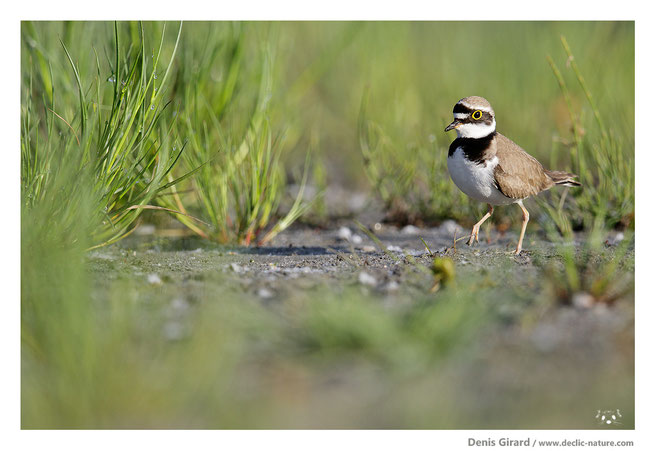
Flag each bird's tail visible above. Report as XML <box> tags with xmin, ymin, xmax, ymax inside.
<box><xmin>546</xmin><ymin>170</ymin><xmax>581</xmax><ymax>187</ymax></box>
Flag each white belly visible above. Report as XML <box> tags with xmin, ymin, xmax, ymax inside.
<box><xmin>447</xmin><ymin>147</ymin><xmax>515</xmax><ymax>205</ymax></box>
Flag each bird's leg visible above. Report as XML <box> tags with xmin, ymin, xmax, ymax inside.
<box><xmin>514</xmin><ymin>201</ymin><xmax>530</xmax><ymax>255</ymax></box>
<box><xmin>468</xmin><ymin>204</ymin><xmax>494</xmax><ymax>246</ymax></box>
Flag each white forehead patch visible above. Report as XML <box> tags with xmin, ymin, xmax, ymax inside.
<box><xmin>454</xmin><ymin>113</ymin><xmax>468</xmax><ymax>119</ymax></box>
<box><xmin>458</xmin><ymin>101</ymin><xmax>493</xmax><ymax>114</ymax></box>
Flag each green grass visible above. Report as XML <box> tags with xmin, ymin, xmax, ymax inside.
<box><xmin>21</xmin><ymin>22</ymin><xmax>189</xmax><ymax>248</ymax></box>
<box><xmin>21</xmin><ymin>21</ymin><xmax>312</xmax><ymax>248</ymax></box>
<box><xmin>538</xmin><ymin>36</ymin><xmax>634</xmax><ymax>233</ymax></box>
<box><xmin>157</xmin><ymin>23</ymin><xmax>312</xmax><ymax>244</ymax></box>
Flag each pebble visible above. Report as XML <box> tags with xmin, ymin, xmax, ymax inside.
<box><xmin>257</xmin><ymin>288</ymin><xmax>274</xmax><ymax>299</ymax></box>
<box><xmin>147</xmin><ymin>273</ymin><xmax>162</xmax><ymax>285</ymax></box>
<box><xmin>385</xmin><ymin>280</ymin><xmax>400</xmax><ymax>292</ymax></box>
<box><xmin>437</xmin><ymin>219</ymin><xmax>463</xmax><ymax>236</ymax></box>
<box><xmin>337</xmin><ymin>226</ymin><xmax>352</xmax><ymax>240</ymax></box>
<box><xmin>358</xmin><ymin>271</ymin><xmax>378</xmax><ymax>286</ymax></box>
<box><xmin>401</xmin><ymin>224</ymin><xmax>420</xmax><ymax>235</ymax></box>
<box><xmin>230</xmin><ymin>263</ymin><xmax>247</xmax><ymax>274</ymax></box>
<box><xmin>572</xmin><ymin>292</ymin><xmax>596</xmax><ymax>309</ymax></box>
<box><xmin>337</xmin><ymin>226</ymin><xmax>364</xmax><ymax>244</ymax></box>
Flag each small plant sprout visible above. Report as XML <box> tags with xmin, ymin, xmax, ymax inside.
<box><xmin>430</xmin><ymin>257</ymin><xmax>456</xmax><ymax>293</ymax></box>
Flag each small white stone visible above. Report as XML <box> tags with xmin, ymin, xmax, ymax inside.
<box><xmin>257</xmin><ymin>288</ymin><xmax>274</xmax><ymax>299</ymax></box>
<box><xmin>386</xmin><ymin>245</ymin><xmax>403</xmax><ymax>253</ymax></box>
<box><xmin>351</xmin><ymin>234</ymin><xmax>363</xmax><ymax>244</ymax></box>
<box><xmin>358</xmin><ymin>271</ymin><xmax>378</xmax><ymax>287</ymax></box>
<box><xmin>401</xmin><ymin>225</ymin><xmax>420</xmax><ymax>235</ymax></box>
<box><xmin>230</xmin><ymin>263</ymin><xmax>247</xmax><ymax>273</ymax></box>
<box><xmin>147</xmin><ymin>273</ymin><xmax>162</xmax><ymax>285</ymax></box>
<box><xmin>572</xmin><ymin>292</ymin><xmax>595</xmax><ymax>309</ymax></box>
<box><xmin>385</xmin><ymin>280</ymin><xmax>400</xmax><ymax>291</ymax></box>
<box><xmin>437</xmin><ymin>219</ymin><xmax>463</xmax><ymax>236</ymax></box>
<box><xmin>337</xmin><ymin>226</ymin><xmax>352</xmax><ymax>240</ymax></box>
<box><xmin>362</xmin><ymin>245</ymin><xmax>376</xmax><ymax>253</ymax></box>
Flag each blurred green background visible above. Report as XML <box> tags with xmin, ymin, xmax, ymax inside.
<box><xmin>22</xmin><ymin>21</ymin><xmax>634</xmax><ymax>220</ymax></box>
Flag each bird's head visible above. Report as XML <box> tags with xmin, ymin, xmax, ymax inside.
<box><xmin>445</xmin><ymin>96</ymin><xmax>496</xmax><ymax>138</ymax></box>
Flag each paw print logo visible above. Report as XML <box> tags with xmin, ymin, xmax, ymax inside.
<box><xmin>595</xmin><ymin>409</ymin><xmax>622</xmax><ymax>426</ymax></box>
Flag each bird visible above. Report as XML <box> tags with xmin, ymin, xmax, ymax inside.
<box><xmin>444</xmin><ymin>96</ymin><xmax>581</xmax><ymax>254</ymax></box>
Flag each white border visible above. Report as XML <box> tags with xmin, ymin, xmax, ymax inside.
<box><xmin>3</xmin><ymin>1</ymin><xmax>652</xmax><ymax>450</ymax></box>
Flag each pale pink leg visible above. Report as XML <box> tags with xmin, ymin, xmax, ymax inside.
<box><xmin>515</xmin><ymin>201</ymin><xmax>530</xmax><ymax>255</ymax></box>
<box><xmin>468</xmin><ymin>204</ymin><xmax>494</xmax><ymax>246</ymax></box>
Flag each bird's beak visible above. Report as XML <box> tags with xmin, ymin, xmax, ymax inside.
<box><xmin>444</xmin><ymin>119</ymin><xmax>460</xmax><ymax>132</ymax></box>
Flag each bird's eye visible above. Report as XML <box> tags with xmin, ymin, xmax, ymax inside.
<box><xmin>472</xmin><ymin>110</ymin><xmax>483</xmax><ymax>120</ymax></box>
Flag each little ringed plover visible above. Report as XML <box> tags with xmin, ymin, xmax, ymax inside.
<box><xmin>444</xmin><ymin>96</ymin><xmax>581</xmax><ymax>254</ymax></box>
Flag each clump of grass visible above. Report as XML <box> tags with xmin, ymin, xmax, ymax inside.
<box><xmin>537</xmin><ymin>215</ymin><xmax>634</xmax><ymax>308</ymax></box>
<box><xmin>539</xmin><ymin>36</ymin><xmax>634</xmax><ymax>234</ymax></box>
<box><xmin>21</xmin><ymin>22</ymin><xmax>189</xmax><ymax>248</ymax></box>
<box><xmin>158</xmin><ymin>24</ymin><xmax>312</xmax><ymax>245</ymax></box>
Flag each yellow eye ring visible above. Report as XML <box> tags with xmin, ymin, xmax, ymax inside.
<box><xmin>472</xmin><ymin>110</ymin><xmax>483</xmax><ymax>120</ymax></box>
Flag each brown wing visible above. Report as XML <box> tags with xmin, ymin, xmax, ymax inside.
<box><xmin>492</xmin><ymin>133</ymin><xmax>554</xmax><ymax>199</ymax></box>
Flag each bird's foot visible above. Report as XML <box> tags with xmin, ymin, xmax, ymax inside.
<box><xmin>467</xmin><ymin>227</ymin><xmax>480</xmax><ymax>246</ymax></box>
<box><xmin>511</xmin><ymin>248</ymin><xmax>531</xmax><ymax>264</ymax></box>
